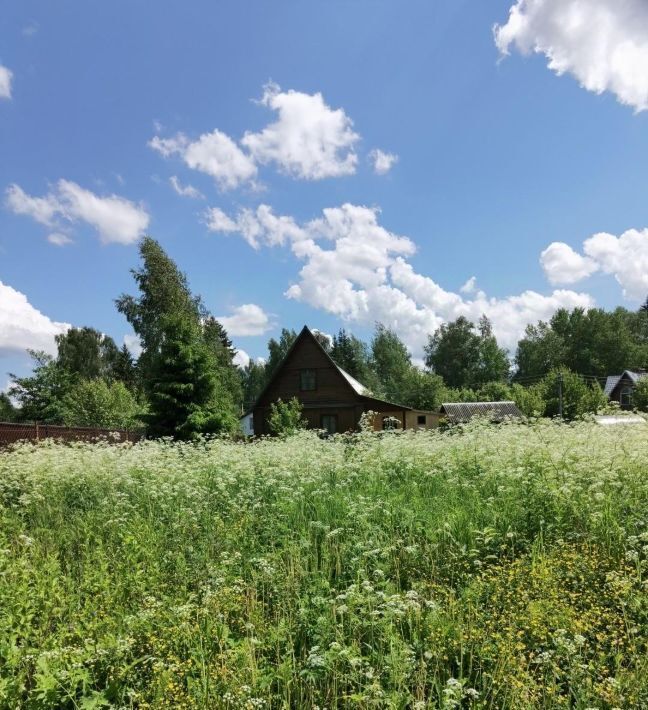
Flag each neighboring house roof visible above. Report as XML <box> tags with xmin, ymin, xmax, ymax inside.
<box><xmin>440</xmin><ymin>401</ymin><xmax>523</xmax><ymax>423</ymax></box>
<box><xmin>604</xmin><ymin>375</ymin><xmax>622</xmax><ymax>397</ymax></box>
<box><xmin>604</xmin><ymin>370</ymin><xmax>648</xmax><ymax>397</ymax></box>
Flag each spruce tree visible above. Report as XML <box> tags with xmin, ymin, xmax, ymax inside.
<box><xmin>145</xmin><ymin>317</ymin><xmax>235</xmax><ymax>439</ymax></box>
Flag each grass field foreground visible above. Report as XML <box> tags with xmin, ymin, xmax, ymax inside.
<box><xmin>1</xmin><ymin>420</ymin><xmax>648</xmax><ymax>708</ymax></box>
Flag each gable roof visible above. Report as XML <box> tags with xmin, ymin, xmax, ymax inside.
<box><xmin>440</xmin><ymin>401</ymin><xmax>522</xmax><ymax>423</ymax></box>
<box><xmin>249</xmin><ymin>326</ymin><xmax>411</xmax><ymax>412</ymax></box>
<box><xmin>604</xmin><ymin>370</ymin><xmax>648</xmax><ymax>396</ymax></box>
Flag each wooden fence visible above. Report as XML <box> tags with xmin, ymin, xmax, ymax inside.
<box><xmin>0</xmin><ymin>422</ymin><xmax>143</xmax><ymax>447</ymax></box>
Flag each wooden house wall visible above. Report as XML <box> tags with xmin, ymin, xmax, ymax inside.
<box><xmin>610</xmin><ymin>376</ymin><xmax>636</xmax><ymax>409</ymax></box>
<box><xmin>253</xmin><ymin>336</ymin><xmax>364</xmax><ymax>435</ymax></box>
<box><xmin>257</xmin><ymin>338</ymin><xmax>357</xmax><ymax>408</ymax></box>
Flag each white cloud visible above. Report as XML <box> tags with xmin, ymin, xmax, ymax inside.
<box><xmin>540</xmin><ymin>228</ymin><xmax>648</xmax><ymax>300</ymax></box>
<box><xmin>0</xmin><ymin>281</ymin><xmax>70</xmax><ymax>356</ymax></box>
<box><xmin>169</xmin><ymin>175</ymin><xmax>204</xmax><ymax>199</ymax></box>
<box><xmin>47</xmin><ymin>232</ymin><xmax>73</xmax><ymax>247</ymax></box>
<box><xmin>6</xmin><ymin>184</ymin><xmax>59</xmax><ymax>226</ymax></box>
<box><xmin>584</xmin><ymin>229</ymin><xmax>648</xmax><ymax>299</ymax></box>
<box><xmin>460</xmin><ymin>276</ymin><xmax>477</xmax><ymax>294</ymax></box>
<box><xmin>150</xmin><ymin>130</ymin><xmax>257</xmax><ymax>191</ymax></box>
<box><xmin>540</xmin><ymin>242</ymin><xmax>598</xmax><ymax>285</ymax></box>
<box><xmin>209</xmin><ymin>202</ymin><xmax>592</xmax><ymax>355</ymax></box>
<box><xmin>123</xmin><ymin>334</ymin><xmax>143</xmax><ymax>358</ymax></box>
<box><xmin>233</xmin><ymin>348</ymin><xmax>250</xmax><ymax>368</ymax></box>
<box><xmin>5</xmin><ymin>180</ymin><xmax>150</xmax><ymax>245</ymax></box>
<box><xmin>369</xmin><ymin>148</ymin><xmax>398</xmax><ymax>175</ymax></box>
<box><xmin>241</xmin><ymin>83</ymin><xmax>359</xmax><ymax>179</ymax></box>
<box><xmin>494</xmin><ymin>0</ymin><xmax>648</xmax><ymax>112</ymax></box>
<box><xmin>0</xmin><ymin>65</ymin><xmax>12</xmax><ymax>100</ymax></box>
<box><xmin>150</xmin><ymin>85</ymin><xmax>366</xmax><ymax>188</ymax></box>
<box><xmin>215</xmin><ymin>304</ymin><xmax>273</xmax><ymax>337</ymax></box>
<box><xmin>205</xmin><ymin>207</ymin><xmax>239</xmax><ymax>234</ymax></box>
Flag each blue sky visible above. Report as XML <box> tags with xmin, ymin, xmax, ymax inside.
<box><xmin>2</xmin><ymin>0</ymin><xmax>648</xmax><ymax>382</ymax></box>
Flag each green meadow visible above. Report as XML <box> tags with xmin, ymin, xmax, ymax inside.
<box><xmin>1</xmin><ymin>421</ymin><xmax>647</xmax><ymax>708</ymax></box>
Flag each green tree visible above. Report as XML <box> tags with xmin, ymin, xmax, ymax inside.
<box><xmin>265</xmin><ymin>328</ymin><xmax>297</xmax><ymax>378</ymax></box>
<box><xmin>425</xmin><ymin>317</ymin><xmax>479</xmax><ymax>389</ymax></box>
<box><xmin>476</xmin><ymin>316</ymin><xmax>510</xmax><ymax>384</ymax></box>
<box><xmin>241</xmin><ymin>359</ymin><xmax>267</xmax><ymax>411</ymax></box>
<box><xmin>515</xmin><ymin>307</ymin><xmax>648</xmax><ymax>380</ymax></box>
<box><xmin>8</xmin><ymin>351</ymin><xmax>73</xmax><ymax>423</ymax></box>
<box><xmin>371</xmin><ymin>324</ymin><xmax>412</xmax><ymax>402</ymax></box>
<box><xmin>0</xmin><ymin>392</ymin><xmax>15</xmax><ymax>422</ymax></box>
<box><xmin>540</xmin><ymin>369</ymin><xmax>606</xmax><ymax>420</ymax></box>
<box><xmin>116</xmin><ymin>237</ymin><xmax>203</xmax><ymax>382</ymax></box>
<box><xmin>478</xmin><ymin>380</ymin><xmax>514</xmax><ymax>402</ymax></box>
<box><xmin>144</xmin><ymin>318</ymin><xmax>235</xmax><ymax>439</ymax></box>
<box><xmin>62</xmin><ymin>379</ymin><xmax>142</xmax><ymax>429</ymax></box>
<box><xmin>510</xmin><ymin>383</ymin><xmax>545</xmax><ymax>417</ymax></box>
<box><xmin>632</xmin><ymin>378</ymin><xmax>648</xmax><ymax>412</ymax></box>
<box><xmin>55</xmin><ymin>327</ymin><xmax>121</xmax><ymax>381</ymax></box>
<box><xmin>514</xmin><ymin>321</ymin><xmax>566</xmax><ymax>380</ymax></box>
<box><xmin>330</xmin><ymin>329</ymin><xmax>375</xmax><ymax>388</ymax></box>
<box><xmin>425</xmin><ymin>316</ymin><xmax>508</xmax><ymax>388</ymax></box>
<box><xmin>111</xmin><ymin>344</ymin><xmax>139</xmax><ymax>392</ymax></box>
<box><xmin>400</xmin><ymin>368</ymin><xmax>446</xmax><ymax>410</ymax></box>
<box><xmin>267</xmin><ymin>397</ymin><xmax>306</xmax><ymax>436</ymax></box>
<box><xmin>203</xmin><ymin>316</ymin><xmax>243</xmax><ymax>412</ymax></box>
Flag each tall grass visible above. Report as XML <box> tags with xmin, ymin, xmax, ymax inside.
<box><xmin>1</xmin><ymin>420</ymin><xmax>647</xmax><ymax>708</ymax></box>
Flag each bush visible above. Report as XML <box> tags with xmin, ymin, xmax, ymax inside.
<box><xmin>541</xmin><ymin>368</ymin><xmax>607</xmax><ymax>420</ymax></box>
<box><xmin>62</xmin><ymin>379</ymin><xmax>142</xmax><ymax>429</ymax></box>
<box><xmin>267</xmin><ymin>397</ymin><xmax>306</xmax><ymax>436</ymax></box>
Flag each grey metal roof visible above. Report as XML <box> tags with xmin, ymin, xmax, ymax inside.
<box><xmin>604</xmin><ymin>370</ymin><xmax>647</xmax><ymax>397</ymax></box>
<box><xmin>336</xmin><ymin>364</ymin><xmax>372</xmax><ymax>396</ymax></box>
<box><xmin>440</xmin><ymin>401</ymin><xmax>523</xmax><ymax>423</ymax></box>
<box><xmin>604</xmin><ymin>375</ymin><xmax>621</xmax><ymax>396</ymax></box>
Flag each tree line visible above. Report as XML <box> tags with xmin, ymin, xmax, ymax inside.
<box><xmin>3</xmin><ymin>237</ymin><xmax>648</xmax><ymax>436</ymax></box>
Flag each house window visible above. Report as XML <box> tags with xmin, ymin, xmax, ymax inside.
<box><xmin>321</xmin><ymin>414</ymin><xmax>337</xmax><ymax>434</ymax></box>
<box><xmin>417</xmin><ymin>415</ymin><xmax>426</xmax><ymax>426</ymax></box>
<box><xmin>620</xmin><ymin>386</ymin><xmax>633</xmax><ymax>408</ymax></box>
<box><xmin>300</xmin><ymin>369</ymin><xmax>317</xmax><ymax>391</ymax></box>
<box><xmin>382</xmin><ymin>416</ymin><xmax>399</xmax><ymax>431</ymax></box>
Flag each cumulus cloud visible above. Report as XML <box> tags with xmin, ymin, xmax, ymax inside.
<box><xmin>6</xmin><ymin>184</ymin><xmax>60</xmax><ymax>226</ymax></box>
<box><xmin>0</xmin><ymin>281</ymin><xmax>70</xmax><ymax>356</ymax></box>
<box><xmin>233</xmin><ymin>348</ymin><xmax>250</xmax><ymax>368</ymax></box>
<box><xmin>494</xmin><ymin>0</ymin><xmax>648</xmax><ymax>112</ymax></box>
<box><xmin>169</xmin><ymin>176</ymin><xmax>204</xmax><ymax>199</ymax></box>
<box><xmin>123</xmin><ymin>334</ymin><xmax>143</xmax><ymax>358</ymax></box>
<box><xmin>540</xmin><ymin>228</ymin><xmax>648</xmax><ymax>300</ymax></box>
<box><xmin>241</xmin><ymin>83</ymin><xmax>360</xmax><ymax>179</ymax></box>
<box><xmin>151</xmin><ymin>84</ymin><xmax>365</xmax><ymax>188</ymax></box>
<box><xmin>215</xmin><ymin>304</ymin><xmax>273</xmax><ymax>337</ymax></box>
<box><xmin>5</xmin><ymin>180</ymin><xmax>150</xmax><ymax>245</ymax></box>
<box><xmin>0</xmin><ymin>65</ymin><xmax>12</xmax><ymax>100</ymax></box>
<box><xmin>460</xmin><ymin>276</ymin><xmax>477</xmax><ymax>294</ymax></box>
<box><xmin>540</xmin><ymin>242</ymin><xmax>598</xmax><ymax>285</ymax></box>
<box><xmin>369</xmin><ymin>149</ymin><xmax>398</xmax><ymax>175</ymax></box>
<box><xmin>150</xmin><ymin>130</ymin><xmax>257</xmax><ymax>191</ymax></box>
<box><xmin>209</xmin><ymin>202</ymin><xmax>593</xmax><ymax>355</ymax></box>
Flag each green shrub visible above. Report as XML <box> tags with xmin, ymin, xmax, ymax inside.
<box><xmin>267</xmin><ymin>396</ymin><xmax>306</xmax><ymax>436</ymax></box>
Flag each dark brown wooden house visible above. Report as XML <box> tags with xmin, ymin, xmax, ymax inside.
<box><xmin>604</xmin><ymin>370</ymin><xmax>648</xmax><ymax>409</ymax></box>
<box><xmin>247</xmin><ymin>326</ymin><xmax>437</xmax><ymax>435</ymax></box>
